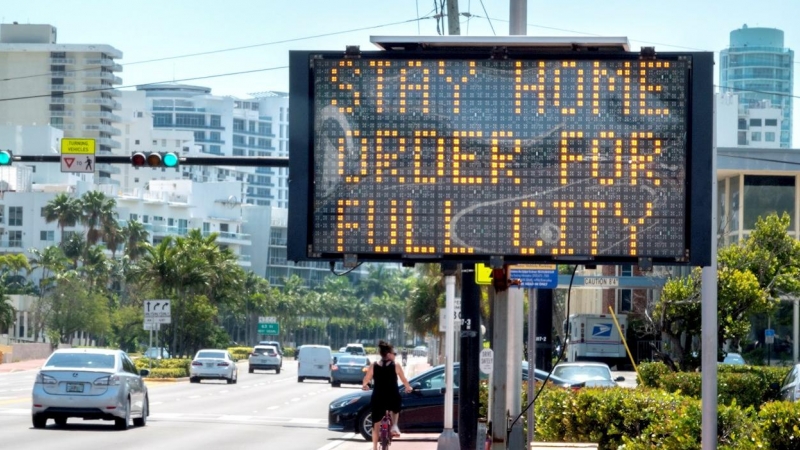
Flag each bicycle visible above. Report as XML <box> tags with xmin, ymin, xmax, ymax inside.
<box><xmin>378</xmin><ymin>410</ymin><xmax>393</xmax><ymax>450</ymax></box>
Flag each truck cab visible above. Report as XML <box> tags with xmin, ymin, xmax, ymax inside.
<box><xmin>564</xmin><ymin>313</ymin><xmax>627</xmax><ymax>367</ymax></box>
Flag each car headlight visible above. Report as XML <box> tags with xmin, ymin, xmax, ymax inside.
<box><xmin>35</xmin><ymin>373</ymin><xmax>57</xmax><ymax>385</ymax></box>
<box><xmin>330</xmin><ymin>397</ymin><xmax>360</xmax><ymax>410</ymax></box>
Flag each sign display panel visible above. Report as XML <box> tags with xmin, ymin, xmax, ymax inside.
<box><xmin>290</xmin><ymin>50</ymin><xmax>712</xmax><ymax>265</ymax></box>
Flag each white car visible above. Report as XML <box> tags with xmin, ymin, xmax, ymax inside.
<box><xmin>32</xmin><ymin>348</ymin><xmax>149</xmax><ymax>430</ymax></box>
<box><xmin>189</xmin><ymin>349</ymin><xmax>239</xmax><ymax>384</ymax></box>
<box><xmin>248</xmin><ymin>345</ymin><xmax>282</xmax><ymax>374</ymax></box>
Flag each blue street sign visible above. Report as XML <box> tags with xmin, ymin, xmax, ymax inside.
<box><xmin>510</xmin><ymin>265</ymin><xmax>558</xmax><ymax>289</ymax></box>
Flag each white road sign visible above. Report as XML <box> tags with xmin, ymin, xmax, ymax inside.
<box><xmin>479</xmin><ymin>348</ymin><xmax>494</xmax><ymax>375</ymax></box>
<box><xmin>60</xmin><ymin>138</ymin><xmax>96</xmax><ymax>173</ymax></box>
<box><xmin>143</xmin><ymin>322</ymin><xmax>159</xmax><ymax>331</ymax></box>
<box><xmin>258</xmin><ymin>316</ymin><xmax>277</xmax><ymax>324</ymax></box>
<box><xmin>144</xmin><ymin>299</ymin><xmax>171</xmax><ymax>324</ymax></box>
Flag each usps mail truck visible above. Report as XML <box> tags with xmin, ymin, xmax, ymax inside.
<box><xmin>564</xmin><ymin>313</ymin><xmax>627</xmax><ymax>366</ymax></box>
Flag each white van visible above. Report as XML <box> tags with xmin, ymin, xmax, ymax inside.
<box><xmin>297</xmin><ymin>345</ymin><xmax>333</xmax><ymax>383</ymax></box>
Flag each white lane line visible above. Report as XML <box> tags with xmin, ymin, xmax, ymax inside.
<box><xmin>188</xmin><ymin>395</ymin><xmax>201</xmax><ymax>399</ymax></box>
<box><xmin>267</xmin><ymin>406</ymin><xmax>279</xmax><ymax>410</ymax></box>
<box><xmin>316</xmin><ymin>433</ymin><xmax>357</xmax><ymax>450</ymax></box>
<box><xmin>150</xmin><ymin>401</ymin><xmax>163</xmax><ymax>406</ymax></box>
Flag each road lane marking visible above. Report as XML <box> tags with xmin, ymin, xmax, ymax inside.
<box><xmin>150</xmin><ymin>401</ymin><xmax>163</xmax><ymax>406</ymax></box>
<box><xmin>267</xmin><ymin>406</ymin><xmax>279</xmax><ymax>410</ymax></box>
<box><xmin>316</xmin><ymin>433</ymin><xmax>357</xmax><ymax>450</ymax></box>
<box><xmin>188</xmin><ymin>395</ymin><xmax>201</xmax><ymax>399</ymax></box>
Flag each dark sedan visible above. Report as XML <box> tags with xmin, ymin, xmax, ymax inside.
<box><xmin>328</xmin><ymin>362</ymin><xmax>582</xmax><ymax>440</ymax></box>
<box><xmin>331</xmin><ymin>355</ymin><xmax>370</xmax><ymax>387</ymax></box>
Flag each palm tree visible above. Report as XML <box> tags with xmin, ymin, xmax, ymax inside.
<box><xmin>80</xmin><ymin>190</ymin><xmax>117</xmax><ymax>246</ymax></box>
<box><xmin>43</xmin><ymin>193</ymin><xmax>82</xmax><ymax>243</ymax></box>
<box><xmin>61</xmin><ymin>233</ymin><xmax>86</xmax><ymax>268</ymax></box>
<box><xmin>102</xmin><ymin>220</ymin><xmax>124</xmax><ymax>259</ymax></box>
<box><xmin>123</xmin><ymin>220</ymin><xmax>150</xmax><ymax>261</ymax></box>
<box><xmin>0</xmin><ymin>283</ymin><xmax>15</xmax><ymax>335</ymax></box>
<box><xmin>28</xmin><ymin>246</ymin><xmax>69</xmax><ymax>341</ymax></box>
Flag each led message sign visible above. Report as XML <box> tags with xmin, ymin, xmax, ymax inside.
<box><xmin>289</xmin><ymin>50</ymin><xmax>713</xmax><ymax>265</ymax></box>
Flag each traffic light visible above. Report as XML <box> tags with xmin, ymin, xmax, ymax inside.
<box><xmin>131</xmin><ymin>152</ymin><xmax>180</xmax><ymax>168</ymax></box>
<box><xmin>0</xmin><ymin>150</ymin><xmax>12</xmax><ymax>166</ymax></box>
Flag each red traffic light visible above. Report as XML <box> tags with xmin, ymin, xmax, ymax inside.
<box><xmin>131</xmin><ymin>152</ymin><xmax>146</xmax><ymax>167</ymax></box>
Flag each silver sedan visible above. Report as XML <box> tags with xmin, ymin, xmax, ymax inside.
<box><xmin>189</xmin><ymin>349</ymin><xmax>239</xmax><ymax>384</ymax></box>
<box><xmin>31</xmin><ymin>348</ymin><xmax>150</xmax><ymax>430</ymax></box>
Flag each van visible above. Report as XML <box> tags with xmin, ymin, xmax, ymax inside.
<box><xmin>297</xmin><ymin>345</ymin><xmax>333</xmax><ymax>383</ymax></box>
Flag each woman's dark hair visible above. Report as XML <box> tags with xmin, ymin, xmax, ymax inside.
<box><xmin>378</xmin><ymin>340</ymin><xmax>394</xmax><ymax>358</ymax></box>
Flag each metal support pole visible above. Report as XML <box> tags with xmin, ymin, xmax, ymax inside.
<box><xmin>701</xmin><ymin>145</ymin><xmax>718</xmax><ymax>450</ymax></box>
<box><xmin>507</xmin><ymin>287</ymin><xmax>524</xmax><ymax>449</ymax></box>
<box><xmin>527</xmin><ymin>289</ymin><xmax>537</xmax><ymax>447</ymax></box>
<box><xmin>509</xmin><ymin>0</ymin><xmax>527</xmax><ymax>35</ymax></box>
<box><xmin>437</xmin><ymin>274</ymin><xmax>459</xmax><ymax>449</ymax></box>
<box><xmin>794</xmin><ymin>300</ymin><xmax>799</xmax><ymax>364</ymax></box>
<box><xmin>459</xmin><ymin>264</ymin><xmax>480</xmax><ymax>450</ymax></box>
<box><xmin>491</xmin><ymin>268</ymin><xmax>510</xmax><ymax>450</ymax></box>
<box><xmin>446</xmin><ymin>0</ymin><xmax>461</xmax><ymax>36</ymax></box>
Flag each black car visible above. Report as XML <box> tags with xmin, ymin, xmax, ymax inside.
<box><xmin>328</xmin><ymin>362</ymin><xmax>583</xmax><ymax>440</ymax></box>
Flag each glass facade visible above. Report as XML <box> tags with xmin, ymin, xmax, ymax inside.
<box><xmin>720</xmin><ymin>27</ymin><xmax>794</xmax><ymax>148</ymax></box>
<box><xmin>743</xmin><ymin>175</ymin><xmax>795</xmax><ymax>229</ymax></box>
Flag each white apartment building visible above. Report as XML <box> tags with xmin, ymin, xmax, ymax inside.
<box><xmin>716</xmin><ymin>93</ymin><xmax>783</xmax><ymax>149</ymax></box>
<box><xmin>0</xmin><ymin>23</ymin><xmax>123</xmax><ymax>183</ymax></box>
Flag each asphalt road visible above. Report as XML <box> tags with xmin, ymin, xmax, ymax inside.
<box><xmin>0</xmin><ymin>360</ymin><xmax>369</xmax><ymax>450</ymax></box>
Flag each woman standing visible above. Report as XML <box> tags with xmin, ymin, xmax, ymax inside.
<box><xmin>362</xmin><ymin>340</ymin><xmax>413</xmax><ymax>449</ymax></box>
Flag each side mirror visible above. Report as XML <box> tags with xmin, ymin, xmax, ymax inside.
<box><xmin>615</xmin><ymin>376</ymin><xmax>625</xmax><ymax>382</ymax></box>
<box><xmin>411</xmin><ymin>382</ymin><xmax>422</xmax><ymax>392</ymax></box>
<box><xmin>139</xmin><ymin>369</ymin><xmax>150</xmax><ymax>377</ymax></box>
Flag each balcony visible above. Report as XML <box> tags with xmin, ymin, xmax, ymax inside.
<box><xmin>83</xmin><ymin>111</ymin><xmax>122</xmax><ymax>122</ymax></box>
<box><xmin>82</xmin><ymin>72</ymin><xmax>123</xmax><ymax>84</ymax></box>
<box><xmin>196</xmin><ymin>137</ymin><xmax>226</xmax><ymax>144</ymax></box>
<box><xmin>84</xmin><ymin>97</ymin><xmax>120</xmax><ymax>109</ymax></box>
<box><xmin>49</xmin><ymin>84</ymin><xmax>75</xmax><ymax>91</ymax></box>
<box><xmin>50</xmin><ymin>58</ymin><xmax>75</xmax><ymax>65</ymax></box>
<box><xmin>50</xmin><ymin>97</ymin><xmax>74</xmax><ymax>104</ymax></box>
<box><xmin>50</xmin><ymin>111</ymin><xmax>74</xmax><ymax>117</ymax></box>
<box><xmin>205</xmin><ymin>230</ymin><xmax>251</xmax><ymax>245</ymax></box>
<box><xmin>84</xmin><ymin>85</ymin><xmax>121</xmax><ymax>96</ymax></box>
<box><xmin>51</xmin><ymin>71</ymin><xmax>76</xmax><ymax>78</ymax></box>
<box><xmin>84</xmin><ymin>124</ymin><xmax>122</xmax><ymax>136</ymax></box>
<box><xmin>97</xmin><ymin>137</ymin><xmax>121</xmax><ymax>149</ymax></box>
<box><xmin>154</xmin><ymin>123</ymin><xmax>225</xmax><ymax>130</ymax></box>
<box><xmin>84</xmin><ymin>57</ymin><xmax>117</xmax><ymax>67</ymax></box>
<box><xmin>52</xmin><ymin>124</ymin><xmax>75</xmax><ymax>131</ymax></box>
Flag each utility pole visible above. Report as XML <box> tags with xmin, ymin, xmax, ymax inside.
<box><xmin>446</xmin><ymin>0</ymin><xmax>461</xmax><ymax>36</ymax></box>
<box><xmin>459</xmin><ymin>265</ymin><xmax>480</xmax><ymax>449</ymax></box>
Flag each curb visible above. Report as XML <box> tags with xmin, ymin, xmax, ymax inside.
<box><xmin>147</xmin><ymin>377</ymin><xmax>189</xmax><ymax>383</ymax></box>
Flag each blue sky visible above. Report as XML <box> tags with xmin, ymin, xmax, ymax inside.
<box><xmin>2</xmin><ymin>0</ymin><xmax>798</xmax><ymax>140</ymax></box>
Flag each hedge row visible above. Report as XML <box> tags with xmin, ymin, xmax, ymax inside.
<box><xmin>638</xmin><ymin>362</ymin><xmax>789</xmax><ymax>409</ymax></box>
<box><xmin>147</xmin><ymin>368</ymin><xmax>187</xmax><ymax>378</ymax></box>
<box><xmin>534</xmin><ymin>387</ymin><xmax>800</xmax><ymax>450</ymax></box>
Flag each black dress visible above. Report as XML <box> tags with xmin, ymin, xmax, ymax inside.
<box><xmin>370</xmin><ymin>359</ymin><xmax>401</xmax><ymax>422</ymax></box>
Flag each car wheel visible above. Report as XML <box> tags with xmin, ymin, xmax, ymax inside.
<box><xmin>276</xmin><ymin>368</ymin><xmax>281</xmax><ymax>375</ymax></box>
<box><xmin>32</xmin><ymin>414</ymin><xmax>47</xmax><ymax>429</ymax></box>
<box><xmin>114</xmin><ymin>398</ymin><xmax>131</xmax><ymax>430</ymax></box>
<box><xmin>248</xmin><ymin>367</ymin><xmax>254</xmax><ymax>374</ymax></box>
<box><xmin>332</xmin><ymin>380</ymin><xmax>341</xmax><ymax>387</ymax></box>
<box><xmin>226</xmin><ymin>375</ymin><xmax>234</xmax><ymax>385</ymax></box>
<box><xmin>358</xmin><ymin>410</ymin><xmax>373</xmax><ymax>441</ymax></box>
<box><xmin>190</xmin><ymin>377</ymin><xmax>199</xmax><ymax>383</ymax></box>
<box><xmin>133</xmin><ymin>396</ymin><xmax>148</xmax><ymax>427</ymax></box>
<box><xmin>298</xmin><ymin>376</ymin><xmax>304</xmax><ymax>382</ymax></box>
<box><xmin>233</xmin><ymin>371</ymin><xmax>238</xmax><ymax>384</ymax></box>
<box><xmin>54</xmin><ymin>417</ymin><xmax>67</xmax><ymax>427</ymax></box>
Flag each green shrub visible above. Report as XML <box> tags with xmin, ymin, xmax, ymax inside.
<box><xmin>135</xmin><ymin>357</ymin><xmax>191</xmax><ymax>374</ymax></box>
<box><xmin>365</xmin><ymin>346</ymin><xmax>377</xmax><ymax>355</ymax></box>
<box><xmin>535</xmin><ymin>387</ymin><xmax>764</xmax><ymax>450</ymax></box>
<box><xmin>757</xmin><ymin>401</ymin><xmax>800</xmax><ymax>450</ymax></box>
<box><xmin>146</xmin><ymin>368</ymin><xmax>187</xmax><ymax>379</ymax></box>
<box><xmin>659</xmin><ymin>371</ymin><xmax>702</xmax><ymax>397</ymax></box>
<box><xmin>283</xmin><ymin>347</ymin><xmax>296</xmax><ymax>358</ymax></box>
<box><xmin>718</xmin><ymin>365</ymin><xmax>789</xmax><ymax>402</ymax></box>
<box><xmin>228</xmin><ymin>347</ymin><xmax>253</xmax><ymax>361</ymax></box>
<box><xmin>638</xmin><ymin>361</ymin><xmax>672</xmax><ymax>388</ymax></box>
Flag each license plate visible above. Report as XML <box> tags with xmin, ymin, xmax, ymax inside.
<box><xmin>206</xmin><ymin>363</ymin><xmax>214</xmax><ymax>367</ymax></box>
<box><xmin>66</xmin><ymin>383</ymin><xmax>84</xmax><ymax>393</ymax></box>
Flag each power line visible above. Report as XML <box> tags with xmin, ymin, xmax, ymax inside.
<box><xmin>715</xmin><ymin>84</ymin><xmax>800</xmax><ymax>100</ymax></box>
<box><xmin>477</xmin><ymin>0</ymin><xmax>496</xmax><ymax>36</ymax></box>
<box><xmin>0</xmin><ymin>16</ymin><xmax>438</xmax><ymax>84</ymax></box>
<box><xmin>0</xmin><ymin>66</ymin><xmax>288</xmax><ymax>103</ymax></box>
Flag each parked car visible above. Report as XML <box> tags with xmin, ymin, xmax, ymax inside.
<box><xmin>551</xmin><ymin>362</ymin><xmax>623</xmax><ymax>388</ymax></box>
<box><xmin>413</xmin><ymin>345</ymin><xmax>428</xmax><ymax>357</ymax></box>
<box><xmin>721</xmin><ymin>352</ymin><xmax>746</xmax><ymax>365</ymax></box>
<box><xmin>344</xmin><ymin>344</ymin><xmax>367</xmax><ymax>356</ymax></box>
<box><xmin>329</xmin><ymin>362</ymin><xmax>582</xmax><ymax>440</ymax></box>
<box><xmin>189</xmin><ymin>349</ymin><xmax>239</xmax><ymax>384</ymax></box>
<box><xmin>778</xmin><ymin>363</ymin><xmax>800</xmax><ymax>402</ymax></box>
<box><xmin>249</xmin><ymin>345</ymin><xmax>282</xmax><ymax>374</ymax></box>
<box><xmin>143</xmin><ymin>347</ymin><xmax>170</xmax><ymax>360</ymax></box>
<box><xmin>331</xmin><ymin>355</ymin><xmax>370</xmax><ymax>387</ymax></box>
<box><xmin>297</xmin><ymin>345</ymin><xmax>333</xmax><ymax>383</ymax></box>
<box><xmin>31</xmin><ymin>348</ymin><xmax>150</xmax><ymax>430</ymax></box>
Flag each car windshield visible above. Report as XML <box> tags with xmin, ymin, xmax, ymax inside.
<box><xmin>45</xmin><ymin>352</ymin><xmax>116</xmax><ymax>369</ymax></box>
<box><xmin>197</xmin><ymin>351</ymin><xmax>226</xmax><ymax>359</ymax></box>
<box><xmin>338</xmin><ymin>356</ymin><xmax>368</xmax><ymax>365</ymax></box>
<box><xmin>553</xmin><ymin>366</ymin><xmax>612</xmax><ymax>382</ymax></box>
<box><xmin>253</xmin><ymin>347</ymin><xmax>277</xmax><ymax>356</ymax></box>
<box><xmin>346</xmin><ymin>346</ymin><xmax>363</xmax><ymax>353</ymax></box>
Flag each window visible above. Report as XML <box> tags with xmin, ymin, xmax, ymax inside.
<box><xmin>766</xmin><ymin>132</ymin><xmax>776</xmax><ymax>142</ymax></box>
<box><xmin>233</xmin><ymin>148</ymin><xmax>245</xmax><ymax>156</ymax></box>
<box><xmin>8</xmin><ymin>231</ymin><xmax>22</xmax><ymax>247</ymax></box>
<box><xmin>130</xmin><ymin>213</ymin><xmax>138</xmax><ymax>221</ymax></box>
<box><xmin>194</xmin><ymin>131</ymin><xmax>205</xmax><ymax>141</ymax></box>
<box><xmin>0</xmin><ymin>206</ymin><xmax>5</xmax><ymax>224</ymax></box>
<box><xmin>152</xmin><ymin>140</ymin><xmax>157</xmax><ymax>145</ymax></box>
<box><xmin>220</xmin><ymin>223</ymin><xmax>229</xmax><ymax>232</ymax></box>
<box><xmin>751</xmin><ymin>132</ymin><xmax>762</xmax><ymax>142</ymax></box>
<box><xmin>210</xmin><ymin>131</ymin><xmax>221</xmax><ymax>142</ymax></box>
<box><xmin>178</xmin><ymin>219</ymin><xmax>188</xmax><ymax>231</ymax></box>
<box><xmin>40</xmin><ymin>207</ymin><xmax>46</xmax><ymax>217</ymax></box>
<box><xmin>743</xmin><ymin>175</ymin><xmax>795</xmax><ymax>229</ymax></box>
<box><xmin>153</xmin><ymin>113</ymin><xmax>172</xmax><ymax>126</ymax></box>
<box><xmin>8</xmin><ymin>207</ymin><xmax>22</xmax><ymax>226</ymax></box>
<box><xmin>619</xmin><ymin>290</ymin><xmax>633</xmax><ymax>312</ymax></box>
<box><xmin>167</xmin><ymin>218</ymin><xmax>174</xmax><ymax>226</ymax></box>
<box><xmin>142</xmin><ymin>215</ymin><xmax>149</xmax><ymax>223</ymax></box>
<box><xmin>233</xmin><ymin>119</ymin><xmax>245</xmax><ymax>131</ymax></box>
<box><xmin>280</xmin><ymin>107</ymin><xmax>284</xmax><ymax>121</ymax></box>
<box><xmin>175</xmin><ymin>113</ymin><xmax>205</xmax><ymax>127</ymax></box>
<box><xmin>135</xmin><ymin>139</ymin><xmax>140</xmax><ymax>145</ymax></box>
<box><xmin>738</xmin><ymin>131</ymin><xmax>747</xmax><ymax>146</ymax></box>
<box><xmin>765</xmin><ymin>119</ymin><xmax>778</xmax><ymax>127</ymax></box>
<box><xmin>161</xmin><ymin>139</ymin><xmax>167</xmax><ymax>147</ymax></box>
<box><xmin>203</xmin><ymin>222</ymin><xmax>210</xmax><ymax>233</ymax></box>
<box><xmin>210</xmin><ymin>115</ymin><xmax>221</xmax><ymax>127</ymax></box>
<box><xmin>153</xmin><ymin>216</ymin><xmax>163</xmax><ymax>222</ymax></box>
<box><xmin>134</xmin><ymin>178</ymin><xmax>139</xmax><ymax>183</ymax></box>
<box><xmin>749</xmin><ymin>119</ymin><xmax>761</xmax><ymax>127</ymax></box>
<box><xmin>209</xmin><ymin>145</ymin><xmax>221</xmax><ymax>154</ymax></box>
<box><xmin>40</xmin><ymin>231</ymin><xmax>55</xmax><ymax>241</ymax></box>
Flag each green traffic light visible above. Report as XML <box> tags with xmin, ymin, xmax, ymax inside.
<box><xmin>163</xmin><ymin>152</ymin><xmax>179</xmax><ymax>167</ymax></box>
<box><xmin>0</xmin><ymin>151</ymin><xmax>11</xmax><ymax>165</ymax></box>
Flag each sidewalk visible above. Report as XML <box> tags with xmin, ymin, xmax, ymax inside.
<box><xmin>0</xmin><ymin>358</ymin><xmax>46</xmax><ymax>373</ymax></box>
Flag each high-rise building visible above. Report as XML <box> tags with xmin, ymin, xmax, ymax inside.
<box><xmin>720</xmin><ymin>25</ymin><xmax>794</xmax><ymax>148</ymax></box>
<box><xmin>0</xmin><ymin>23</ymin><xmax>123</xmax><ymax>181</ymax></box>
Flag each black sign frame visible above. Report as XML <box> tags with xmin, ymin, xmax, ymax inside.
<box><xmin>288</xmin><ymin>49</ymin><xmax>713</xmax><ymax>266</ymax></box>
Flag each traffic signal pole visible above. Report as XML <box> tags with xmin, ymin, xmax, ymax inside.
<box><xmin>11</xmin><ymin>154</ymin><xmax>289</xmax><ymax>167</ymax></box>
